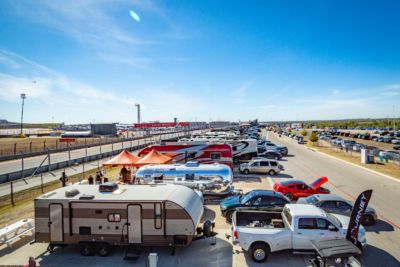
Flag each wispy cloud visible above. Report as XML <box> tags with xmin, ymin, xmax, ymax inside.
<box><xmin>0</xmin><ymin>50</ymin><xmax>141</xmax><ymax>107</ymax></box>
<box><xmin>388</xmin><ymin>84</ymin><xmax>400</xmax><ymax>89</ymax></box>
<box><xmin>381</xmin><ymin>92</ymin><xmax>399</xmax><ymax>96</ymax></box>
<box><xmin>231</xmin><ymin>82</ymin><xmax>252</xmax><ymax>103</ymax></box>
<box><xmin>334</xmin><ymin>89</ymin><xmax>339</xmax><ymax>94</ymax></box>
<box><xmin>259</xmin><ymin>105</ymin><xmax>276</xmax><ymax>108</ymax></box>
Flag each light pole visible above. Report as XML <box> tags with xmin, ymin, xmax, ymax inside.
<box><xmin>20</xmin><ymin>94</ymin><xmax>26</xmax><ymax>135</ymax></box>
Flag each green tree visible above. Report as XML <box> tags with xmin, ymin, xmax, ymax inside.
<box><xmin>301</xmin><ymin>129</ymin><xmax>308</xmax><ymax>136</ymax></box>
<box><xmin>309</xmin><ymin>132</ymin><xmax>319</xmax><ymax>146</ymax></box>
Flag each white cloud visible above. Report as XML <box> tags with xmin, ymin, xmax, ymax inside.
<box><xmin>259</xmin><ymin>105</ymin><xmax>276</xmax><ymax>108</ymax></box>
<box><xmin>334</xmin><ymin>89</ymin><xmax>339</xmax><ymax>94</ymax></box>
<box><xmin>381</xmin><ymin>92</ymin><xmax>399</xmax><ymax>96</ymax></box>
<box><xmin>388</xmin><ymin>84</ymin><xmax>400</xmax><ymax>89</ymax></box>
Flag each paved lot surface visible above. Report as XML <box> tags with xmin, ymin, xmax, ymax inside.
<box><xmin>268</xmin><ymin>130</ymin><xmax>400</xmax><ymax>266</ymax></box>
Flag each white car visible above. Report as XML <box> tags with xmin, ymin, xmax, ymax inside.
<box><xmin>392</xmin><ymin>139</ymin><xmax>400</xmax><ymax>144</ymax></box>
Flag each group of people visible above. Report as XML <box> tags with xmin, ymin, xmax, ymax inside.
<box><xmin>88</xmin><ymin>171</ymin><xmax>106</xmax><ymax>185</ymax></box>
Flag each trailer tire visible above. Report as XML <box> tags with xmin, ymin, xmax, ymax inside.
<box><xmin>250</xmin><ymin>242</ymin><xmax>269</xmax><ymax>263</ymax></box>
<box><xmin>243</xmin><ymin>169</ymin><xmax>250</xmax><ymax>175</ymax></box>
<box><xmin>80</xmin><ymin>242</ymin><xmax>95</xmax><ymax>256</ymax></box>
<box><xmin>234</xmin><ymin>158</ymin><xmax>240</xmax><ymax>164</ymax></box>
<box><xmin>96</xmin><ymin>243</ymin><xmax>112</xmax><ymax>257</ymax></box>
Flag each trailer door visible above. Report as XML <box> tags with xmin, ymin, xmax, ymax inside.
<box><xmin>49</xmin><ymin>204</ymin><xmax>64</xmax><ymax>242</ymax></box>
<box><xmin>127</xmin><ymin>205</ymin><xmax>142</xmax><ymax>244</ymax></box>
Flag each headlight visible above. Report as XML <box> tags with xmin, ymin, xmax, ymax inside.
<box><xmin>335</xmin><ymin>258</ymin><xmax>342</xmax><ymax>264</ymax></box>
<box><xmin>221</xmin><ymin>205</ymin><xmax>227</xmax><ymax>211</ymax></box>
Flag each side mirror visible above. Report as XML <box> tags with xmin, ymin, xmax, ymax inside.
<box><xmin>245</xmin><ymin>202</ymin><xmax>250</xmax><ymax>206</ymax></box>
<box><xmin>328</xmin><ymin>225</ymin><xmax>338</xmax><ymax>231</ymax></box>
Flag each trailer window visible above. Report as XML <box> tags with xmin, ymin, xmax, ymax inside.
<box><xmin>155</xmin><ymin>203</ymin><xmax>162</xmax><ymax>229</ymax></box>
<box><xmin>211</xmin><ymin>153</ymin><xmax>221</xmax><ymax>159</ymax></box>
<box><xmin>108</xmin><ymin>213</ymin><xmax>121</xmax><ymax>222</ymax></box>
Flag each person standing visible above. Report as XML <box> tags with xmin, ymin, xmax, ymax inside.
<box><xmin>88</xmin><ymin>175</ymin><xmax>94</xmax><ymax>185</ymax></box>
<box><xmin>95</xmin><ymin>171</ymin><xmax>101</xmax><ymax>185</ymax></box>
<box><xmin>99</xmin><ymin>173</ymin><xmax>103</xmax><ymax>184</ymax></box>
<box><xmin>120</xmin><ymin>166</ymin><xmax>127</xmax><ymax>183</ymax></box>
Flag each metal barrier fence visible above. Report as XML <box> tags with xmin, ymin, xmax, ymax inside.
<box><xmin>319</xmin><ymin>139</ymin><xmax>400</xmax><ymax>167</ymax></box>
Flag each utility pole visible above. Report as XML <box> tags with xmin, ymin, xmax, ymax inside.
<box><xmin>20</xmin><ymin>94</ymin><xmax>26</xmax><ymax>135</ymax></box>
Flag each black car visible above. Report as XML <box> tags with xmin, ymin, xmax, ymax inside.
<box><xmin>273</xmin><ymin>146</ymin><xmax>288</xmax><ymax>156</ymax></box>
<box><xmin>220</xmin><ymin>190</ymin><xmax>290</xmax><ymax>222</ymax></box>
<box><xmin>257</xmin><ymin>151</ymin><xmax>282</xmax><ymax>160</ymax></box>
<box><xmin>380</xmin><ymin>131</ymin><xmax>389</xmax><ymax>136</ymax></box>
<box><xmin>257</xmin><ymin>147</ymin><xmax>266</xmax><ymax>153</ymax></box>
<box><xmin>394</xmin><ymin>146</ymin><xmax>400</xmax><ymax>150</ymax></box>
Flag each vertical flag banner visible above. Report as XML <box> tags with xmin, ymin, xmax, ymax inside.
<box><xmin>346</xmin><ymin>190</ymin><xmax>373</xmax><ymax>246</ymax></box>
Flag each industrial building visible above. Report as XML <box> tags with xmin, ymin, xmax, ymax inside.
<box><xmin>90</xmin><ymin>122</ymin><xmax>118</xmax><ymax>136</ymax></box>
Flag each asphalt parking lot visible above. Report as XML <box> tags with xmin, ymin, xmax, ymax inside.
<box><xmin>1</xmin><ymin>129</ymin><xmax>399</xmax><ymax>266</ymax></box>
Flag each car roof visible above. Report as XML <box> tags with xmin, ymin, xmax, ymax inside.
<box><xmin>285</xmin><ymin>204</ymin><xmax>326</xmax><ymax>217</ymax></box>
<box><xmin>280</xmin><ymin>180</ymin><xmax>307</xmax><ymax>186</ymax></box>
<box><xmin>249</xmin><ymin>190</ymin><xmax>283</xmax><ymax>197</ymax></box>
<box><xmin>311</xmin><ymin>194</ymin><xmax>345</xmax><ymax>202</ymax></box>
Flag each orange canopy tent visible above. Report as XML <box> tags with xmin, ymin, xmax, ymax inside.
<box><xmin>134</xmin><ymin>149</ymin><xmax>173</xmax><ymax>167</ymax></box>
<box><xmin>102</xmin><ymin>149</ymin><xmax>142</xmax><ymax>166</ymax></box>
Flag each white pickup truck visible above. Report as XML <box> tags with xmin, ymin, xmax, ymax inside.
<box><xmin>230</xmin><ymin>204</ymin><xmax>367</xmax><ymax>263</ymax></box>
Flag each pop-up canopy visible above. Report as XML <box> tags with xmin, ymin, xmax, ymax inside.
<box><xmin>102</xmin><ymin>149</ymin><xmax>142</xmax><ymax>166</ymax></box>
<box><xmin>134</xmin><ymin>149</ymin><xmax>173</xmax><ymax>166</ymax></box>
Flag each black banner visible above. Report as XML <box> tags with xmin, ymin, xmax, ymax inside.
<box><xmin>346</xmin><ymin>190</ymin><xmax>373</xmax><ymax>245</ymax></box>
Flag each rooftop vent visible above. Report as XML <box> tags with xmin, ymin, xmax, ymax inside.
<box><xmin>99</xmin><ymin>182</ymin><xmax>119</xmax><ymax>192</ymax></box>
<box><xmin>185</xmin><ymin>161</ymin><xmax>200</xmax><ymax>167</ymax></box>
<box><xmin>65</xmin><ymin>188</ymin><xmax>80</xmax><ymax>197</ymax></box>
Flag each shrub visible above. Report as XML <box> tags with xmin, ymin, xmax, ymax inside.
<box><xmin>301</xmin><ymin>130</ymin><xmax>308</xmax><ymax>136</ymax></box>
<box><xmin>309</xmin><ymin>132</ymin><xmax>319</xmax><ymax>146</ymax></box>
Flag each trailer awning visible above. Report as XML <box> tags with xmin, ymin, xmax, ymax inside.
<box><xmin>134</xmin><ymin>149</ymin><xmax>173</xmax><ymax>166</ymax></box>
<box><xmin>102</xmin><ymin>149</ymin><xmax>142</xmax><ymax>166</ymax></box>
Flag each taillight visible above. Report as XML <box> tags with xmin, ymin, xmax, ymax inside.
<box><xmin>278</xmin><ymin>165</ymin><xmax>280</xmax><ymax>169</ymax></box>
<box><xmin>234</xmin><ymin>231</ymin><xmax>238</xmax><ymax>239</ymax></box>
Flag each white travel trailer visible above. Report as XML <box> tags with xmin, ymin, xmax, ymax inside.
<box><xmin>34</xmin><ymin>184</ymin><xmax>216</xmax><ymax>258</ymax></box>
<box><xmin>179</xmin><ymin>138</ymin><xmax>258</xmax><ymax>164</ymax></box>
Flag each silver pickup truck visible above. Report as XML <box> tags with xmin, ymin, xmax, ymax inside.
<box><xmin>230</xmin><ymin>204</ymin><xmax>367</xmax><ymax>263</ymax></box>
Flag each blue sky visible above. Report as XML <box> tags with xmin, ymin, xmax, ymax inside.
<box><xmin>0</xmin><ymin>0</ymin><xmax>399</xmax><ymax>124</ymax></box>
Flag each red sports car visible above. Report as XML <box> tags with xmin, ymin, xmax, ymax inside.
<box><xmin>273</xmin><ymin>177</ymin><xmax>330</xmax><ymax>200</ymax></box>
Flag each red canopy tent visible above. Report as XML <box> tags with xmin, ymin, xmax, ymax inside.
<box><xmin>134</xmin><ymin>149</ymin><xmax>173</xmax><ymax>167</ymax></box>
<box><xmin>102</xmin><ymin>149</ymin><xmax>141</xmax><ymax>166</ymax></box>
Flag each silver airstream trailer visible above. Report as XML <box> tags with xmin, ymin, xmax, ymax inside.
<box><xmin>136</xmin><ymin>162</ymin><xmax>233</xmax><ymax>189</ymax></box>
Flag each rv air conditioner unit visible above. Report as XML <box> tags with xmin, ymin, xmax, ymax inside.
<box><xmin>99</xmin><ymin>182</ymin><xmax>119</xmax><ymax>192</ymax></box>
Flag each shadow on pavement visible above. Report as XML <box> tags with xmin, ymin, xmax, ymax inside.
<box><xmin>365</xmin><ymin>219</ymin><xmax>395</xmax><ymax>233</ymax></box>
<box><xmin>0</xmin><ymin>234</ymin><xmax>34</xmax><ymax>258</ymax></box>
<box><xmin>362</xmin><ymin>244</ymin><xmax>400</xmax><ymax>266</ymax></box>
<box><xmin>233</xmin><ymin>177</ymin><xmax>262</xmax><ymax>183</ymax></box>
<box><xmin>274</xmin><ymin>174</ymin><xmax>293</xmax><ymax>179</ymax></box>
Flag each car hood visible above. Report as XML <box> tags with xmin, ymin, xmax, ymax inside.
<box><xmin>297</xmin><ymin>197</ymin><xmax>309</xmax><ymax>204</ymax></box>
<box><xmin>331</xmin><ymin>213</ymin><xmax>366</xmax><ymax>241</ymax></box>
<box><xmin>309</xmin><ymin>176</ymin><xmax>328</xmax><ymax>190</ymax></box>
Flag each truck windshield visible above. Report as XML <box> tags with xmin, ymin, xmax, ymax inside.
<box><xmin>325</xmin><ymin>212</ymin><xmax>343</xmax><ymax>228</ymax></box>
<box><xmin>305</xmin><ymin>195</ymin><xmax>319</xmax><ymax>204</ymax></box>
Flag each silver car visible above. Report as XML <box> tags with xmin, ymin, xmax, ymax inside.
<box><xmin>239</xmin><ymin>159</ymin><xmax>281</xmax><ymax>176</ymax></box>
<box><xmin>297</xmin><ymin>194</ymin><xmax>377</xmax><ymax>226</ymax></box>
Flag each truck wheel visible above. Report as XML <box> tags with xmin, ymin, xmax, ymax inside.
<box><xmin>269</xmin><ymin>170</ymin><xmax>275</xmax><ymax>176</ymax></box>
<box><xmin>361</xmin><ymin>215</ymin><xmax>374</xmax><ymax>226</ymax></box>
<box><xmin>226</xmin><ymin>211</ymin><xmax>234</xmax><ymax>223</ymax></box>
<box><xmin>285</xmin><ymin>193</ymin><xmax>294</xmax><ymax>201</ymax></box>
<box><xmin>80</xmin><ymin>242</ymin><xmax>95</xmax><ymax>256</ymax></box>
<box><xmin>234</xmin><ymin>158</ymin><xmax>240</xmax><ymax>164</ymax></box>
<box><xmin>243</xmin><ymin>169</ymin><xmax>250</xmax><ymax>175</ymax></box>
<box><xmin>250</xmin><ymin>243</ymin><xmax>269</xmax><ymax>263</ymax></box>
<box><xmin>96</xmin><ymin>243</ymin><xmax>111</xmax><ymax>257</ymax></box>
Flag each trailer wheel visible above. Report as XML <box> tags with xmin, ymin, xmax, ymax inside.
<box><xmin>80</xmin><ymin>242</ymin><xmax>95</xmax><ymax>256</ymax></box>
<box><xmin>234</xmin><ymin>158</ymin><xmax>240</xmax><ymax>164</ymax></box>
<box><xmin>250</xmin><ymin>242</ymin><xmax>269</xmax><ymax>263</ymax></box>
<box><xmin>243</xmin><ymin>169</ymin><xmax>250</xmax><ymax>175</ymax></box>
<box><xmin>96</xmin><ymin>243</ymin><xmax>112</xmax><ymax>257</ymax></box>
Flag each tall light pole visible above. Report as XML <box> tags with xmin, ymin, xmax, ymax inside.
<box><xmin>20</xmin><ymin>94</ymin><xmax>26</xmax><ymax>135</ymax></box>
<box><xmin>394</xmin><ymin>106</ymin><xmax>396</xmax><ymax>131</ymax></box>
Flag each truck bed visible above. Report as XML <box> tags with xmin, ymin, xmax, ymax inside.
<box><xmin>235</xmin><ymin>211</ymin><xmax>288</xmax><ymax>229</ymax></box>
